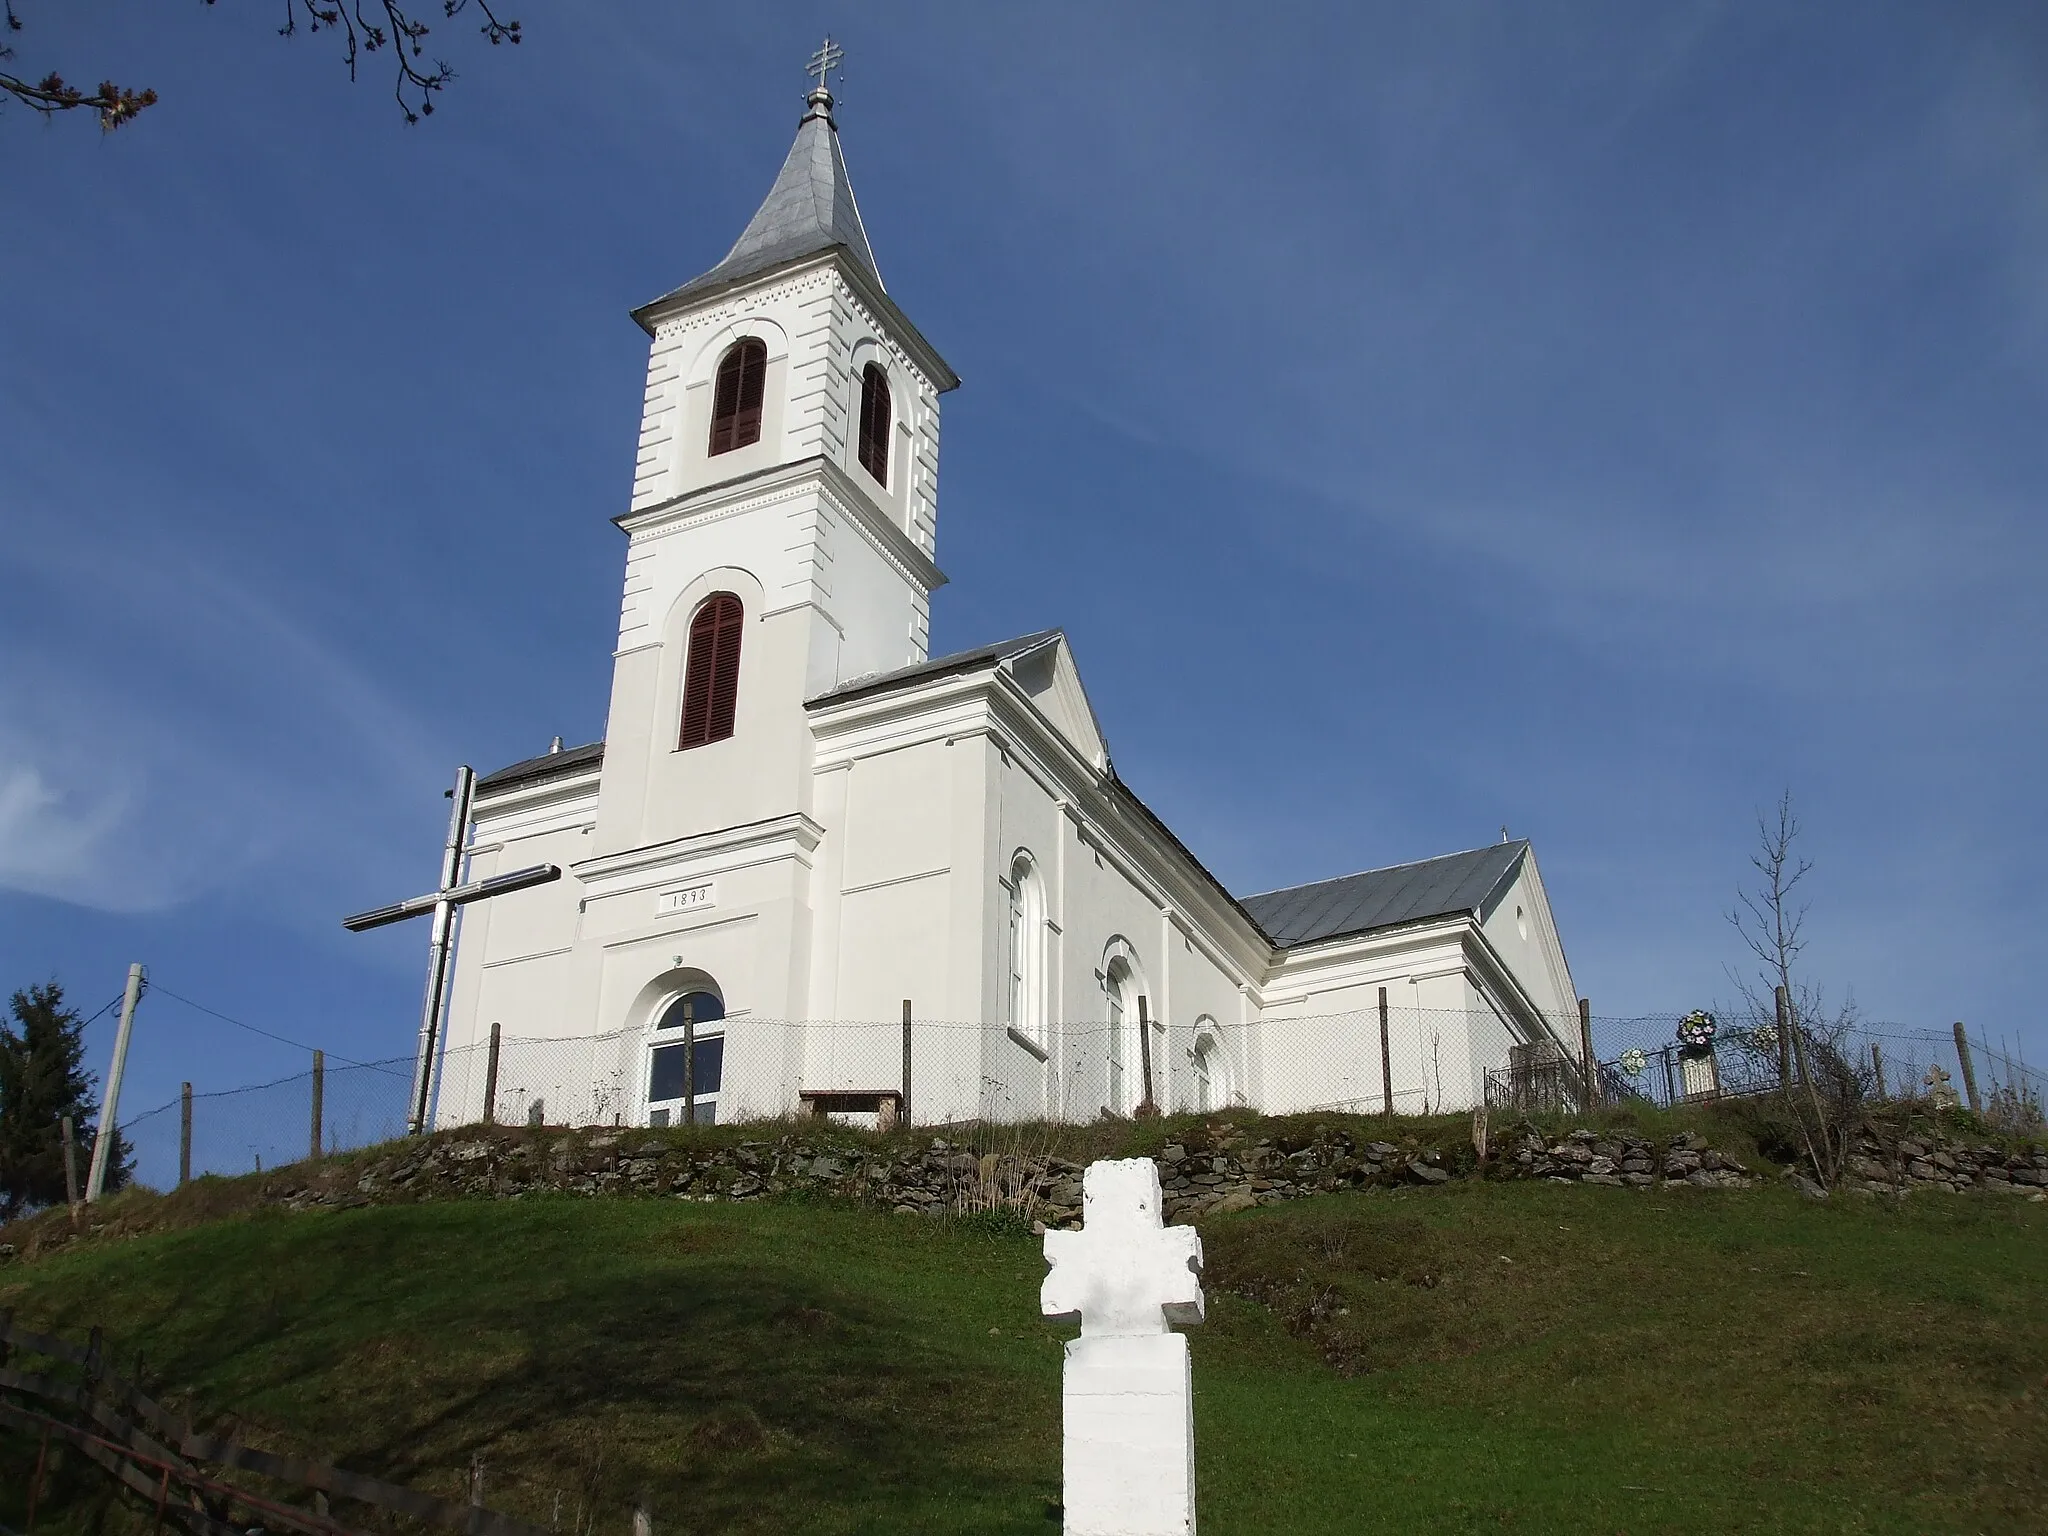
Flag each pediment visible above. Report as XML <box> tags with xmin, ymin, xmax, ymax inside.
<box><xmin>1003</xmin><ymin>636</ymin><xmax>1109</xmax><ymax>772</ymax></box>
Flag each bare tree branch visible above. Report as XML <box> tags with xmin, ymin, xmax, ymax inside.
<box><xmin>1</xmin><ymin>1</ymin><xmax>156</xmax><ymax>128</ymax></box>
<box><xmin>2</xmin><ymin>0</ymin><xmax>519</xmax><ymax>131</ymax></box>
<box><xmin>1721</xmin><ymin>791</ymin><xmax>1869</xmax><ymax>1186</ymax></box>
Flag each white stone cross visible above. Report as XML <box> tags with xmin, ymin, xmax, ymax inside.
<box><xmin>1042</xmin><ymin>1158</ymin><xmax>1204</xmax><ymax>1536</ymax></box>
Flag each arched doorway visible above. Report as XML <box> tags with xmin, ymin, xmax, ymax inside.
<box><xmin>648</xmin><ymin>986</ymin><xmax>725</xmax><ymax>1125</ymax></box>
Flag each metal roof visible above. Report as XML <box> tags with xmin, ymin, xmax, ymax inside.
<box><xmin>645</xmin><ymin>90</ymin><xmax>881</xmax><ymax>311</ymax></box>
<box><xmin>1241</xmin><ymin>841</ymin><xmax>1529</xmax><ymax>948</ymax></box>
<box><xmin>804</xmin><ymin>630</ymin><xmax>1063</xmax><ymax>709</ymax></box>
<box><xmin>474</xmin><ymin>740</ymin><xmax>604</xmax><ymax>796</ymax></box>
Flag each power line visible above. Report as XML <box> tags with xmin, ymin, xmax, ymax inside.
<box><xmin>147</xmin><ymin>983</ymin><xmax>396</xmax><ymax>1072</ymax></box>
<box><xmin>76</xmin><ymin>992</ymin><xmax>126</xmax><ymax>1029</ymax></box>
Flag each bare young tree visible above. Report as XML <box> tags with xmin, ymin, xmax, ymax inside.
<box><xmin>1724</xmin><ymin>791</ymin><xmax>1867</xmax><ymax>1185</ymax></box>
<box><xmin>2</xmin><ymin>0</ymin><xmax>519</xmax><ymax>131</ymax></box>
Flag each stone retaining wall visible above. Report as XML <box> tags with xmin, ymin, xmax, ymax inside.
<box><xmin>7</xmin><ymin>1117</ymin><xmax>2040</xmax><ymax>1263</ymax></box>
<box><xmin>261</xmin><ymin>1121</ymin><xmax>1784</xmax><ymax>1227</ymax></box>
<box><xmin>1841</xmin><ymin>1129</ymin><xmax>2048</xmax><ymax>1196</ymax></box>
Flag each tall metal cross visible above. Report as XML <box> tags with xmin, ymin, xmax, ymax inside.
<box><xmin>807</xmin><ymin>36</ymin><xmax>844</xmax><ymax>94</ymax></box>
<box><xmin>342</xmin><ymin>765</ymin><xmax>562</xmax><ymax>1135</ymax></box>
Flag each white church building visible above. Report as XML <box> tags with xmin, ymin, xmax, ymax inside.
<box><xmin>432</xmin><ymin>75</ymin><xmax>1581</xmax><ymax>1131</ymax></box>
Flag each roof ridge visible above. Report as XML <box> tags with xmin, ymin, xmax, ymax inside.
<box><xmin>804</xmin><ymin>628</ymin><xmax>1067</xmax><ymax>709</ymax></box>
<box><xmin>1242</xmin><ymin>839</ymin><xmax>1528</xmax><ymax>903</ymax></box>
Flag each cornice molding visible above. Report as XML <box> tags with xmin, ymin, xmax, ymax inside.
<box><xmin>616</xmin><ymin>455</ymin><xmax>946</xmax><ymax>595</ymax></box>
<box><xmin>470</xmin><ymin>769</ymin><xmax>602</xmax><ymax>819</ymax></box>
<box><xmin>634</xmin><ymin>251</ymin><xmax>959</xmax><ymax>394</ymax></box>
<box><xmin>572</xmin><ymin>812</ymin><xmax>826</xmax><ymax>886</ymax></box>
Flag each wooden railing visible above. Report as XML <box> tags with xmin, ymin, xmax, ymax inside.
<box><xmin>0</xmin><ymin>1312</ymin><xmax>549</xmax><ymax>1536</ymax></box>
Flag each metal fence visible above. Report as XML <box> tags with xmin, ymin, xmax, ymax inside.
<box><xmin>1486</xmin><ymin>1011</ymin><xmax>2046</xmax><ymax>1132</ymax></box>
<box><xmin>111</xmin><ymin>1006</ymin><xmax>2047</xmax><ymax>1194</ymax></box>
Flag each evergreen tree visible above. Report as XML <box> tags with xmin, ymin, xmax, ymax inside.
<box><xmin>0</xmin><ymin>980</ymin><xmax>132</xmax><ymax>1218</ymax></box>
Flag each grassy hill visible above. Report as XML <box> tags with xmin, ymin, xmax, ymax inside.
<box><xmin>3</xmin><ymin>1161</ymin><xmax>2044</xmax><ymax>1535</ymax></box>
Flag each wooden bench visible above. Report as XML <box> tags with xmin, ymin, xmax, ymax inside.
<box><xmin>798</xmin><ymin>1089</ymin><xmax>904</xmax><ymax>1129</ymax></box>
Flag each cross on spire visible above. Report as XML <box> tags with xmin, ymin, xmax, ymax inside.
<box><xmin>807</xmin><ymin>36</ymin><xmax>844</xmax><ymax>96</ymax></box>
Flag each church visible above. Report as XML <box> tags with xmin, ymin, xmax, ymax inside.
<box><xmin>432</xmin><ymin>70</ymin><xmax>1582</xmax><ymax>1131</ymax></box>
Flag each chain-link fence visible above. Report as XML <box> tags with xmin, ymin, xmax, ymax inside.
<box><xmin>114</xmin><ymin>1006</ymin><xmax>2047</xmax><ymax>1192</ymax></box>
<box><xmin>1486</xmin><ymin>1010</ymin><xmax>2046</xmax><ymax>1134</ymax></box>
<box><xmin>118</xmin><ymin>1055</ymin><xmax>414</xmax><ymax>1191</ymax></box>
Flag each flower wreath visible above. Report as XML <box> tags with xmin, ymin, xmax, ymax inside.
<box><xmin>1676</xmin><ymin>1010</ymin><xmax>1718</xmax><ymax>1051</ymax></box>
<box><xmin>1619</xmin><ymin>1047</ymin><xmax>1649</xmax><ymax>1079</ymax></box>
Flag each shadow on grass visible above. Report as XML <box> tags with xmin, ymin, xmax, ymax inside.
<box><xmin>3</xmin><ymin>1201</ymin><xmax>1061</xmax><ymax>1536</ymax></box>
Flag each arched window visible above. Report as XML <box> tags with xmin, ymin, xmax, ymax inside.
<box><xmin>856</xmin><ymin>361</ymin><xmax>891</xmax><ymax>486</ymax></box>
<box><xmin>708</xmin><ymin>338</ymin><xmax>767</xmax><ymax>456</ymax></box>
<box><xmin>679</xmin><ymin>592</ymin><xmax>744</xmax><ymax>749</ymax></box>
<box><xmin>649</xmin><ymin>988</ymin><xmax>725</xmax><ymax>1126</ymax></box>
<box><xmin>1007</xmin><ymin>854</ymin><xmax>1044</xmax><ymax>1045</ymax></box>
<box><xmin>1191</xmin><ymin>1021</ymin><xmax>1224</xmax><ymax>1114</ymax></box>
<box><xmin>1104</xmin><ymin>958</ymin><xmax>1133</xmax><ymax>1114</ymax></box>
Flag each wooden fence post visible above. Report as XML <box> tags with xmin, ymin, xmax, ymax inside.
<box><xmin>178</xmin><ymin>1084</ymin><xmax>192</xmax><ymax>1188</ymax></box>
<box><xmin>1577</xmin><ymin>997</ymin><xmax>1596</xmax><ymax>1114</ymax></box>
<box><xmin>682</xmin><ymin>998</ymin><xmax>696</xmax><ymax>1127</ymax></box>
<box><xmin>901</xmin><ymin>999</ymin><xmax>914</xmax><ymax>1126</ymax></box>
<box><xmin>1953</xmin><ymin>1021</ymin><xmax>1982</xmax><ymax>1114</ymax></box>
<box><xmin>1378</xmin><ymin>987</ymin><xmax>1393</xmax><ymax>1117</ymax></box>
<box><xmin>310</xmin><ymin>1050</ymin><xmax>325</xmax><ymax>1161</ymax></box>
<box><xmin>1136</xmin><ymin>995</ymin><xmax>1157</xmax><ymax>1115</ymax></box>
<box><xmin>482</xmin><ymin>1022</ymin><xmax>502</xmax><ymax>1124</ymax></box>
<box><xmin>60</xmin><ymin>1117</ymin><xmax>80</xmax><ymax>1212</ymax></box>
<box><xmin>1870</xmin><ymin>1042</ymin><xmax>1887</xmax><ymax>1101</ymax></box>
<box><xmin>27</xmin><ymin>1424</ymin><xmax>49</xmax><ymax>1530</ymax></box>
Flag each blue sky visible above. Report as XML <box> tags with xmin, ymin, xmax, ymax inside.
<box><xmin>4</xmin><ymin>3</ymin><xmax>2044</xmax><ymax>1129</ymax></box>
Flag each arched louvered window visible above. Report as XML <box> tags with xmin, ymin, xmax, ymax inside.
<box><xmin>857</xmin><ymin>361</ymin><xmax>891</xmax><ymax>487</ymax></box>
<box><xmin>708</xmin><ymin>339</ymin><xmax>767</xmax><ymax>457</ymax></box>
<box><xmin>678</xmin><ymin>593</ymin><xmax>744</xmax><ymax>749</ymax></box>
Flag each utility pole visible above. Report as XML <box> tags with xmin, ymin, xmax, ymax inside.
<box><xmin>85</xmin><ymin>963</ymin><xmax>144</xmax><ymax>1202</ymax></box>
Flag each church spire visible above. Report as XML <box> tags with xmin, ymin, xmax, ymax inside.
<box><xmin>653</xmin><ymin>40</ymin><xmax>883</xmax><ymax>309</ymax></box>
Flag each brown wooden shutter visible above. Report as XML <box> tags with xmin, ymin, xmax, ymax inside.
<box><xmin>708</xmin><ymin>339</ymin><xmax>767</xmax><ymax>457</ymax></box>
<box><xmin>706</xmin><ymin>597</ymin><xmax>743</xmax><ymax>742</ymax></box>
<box><xmin>733</xmin><ymin>341</ymin><xmax>766</xmax><ymax>449</ymax></box>
<box><xmin>678</xmin><ymin>593</ymin><xmax>743</xmax><ymax>748</ymax></box>
<box><xmin>857</xmin><ymin>362</ymin><xmax>891</xmax><ymax>486</ymax></box>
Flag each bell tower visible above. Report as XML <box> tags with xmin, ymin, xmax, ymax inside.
<box><xmin>590</xmin><ymin>50</ymin><xmax>960</xmax><ymax>860</ymax></box>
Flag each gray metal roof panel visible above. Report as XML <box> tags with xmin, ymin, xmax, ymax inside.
<box><xmin>1241</xmin><ymin>842</ymin><xmax>1529</xmax><ymax>948</ymax></box>
<box><xmin>474</xmin><ymin>740</ymin><xmax>605</xmax><ymax>795</ymax></box>
<box><xmin>646</xmin><ymin>103</ymin><xmax>881</xmax><ymax>311</ymax></box>
<box><xmin>804</xmin><ymin>630</ymin><xmax>1063</xmax><ymax>710</ymax></box>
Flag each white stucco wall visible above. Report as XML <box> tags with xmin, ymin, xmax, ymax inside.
<box><xmin>435</xmin><ymin>233</ymin><xmax>1583</xmax><ymax>1133</ymax></box>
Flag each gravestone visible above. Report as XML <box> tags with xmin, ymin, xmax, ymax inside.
<box><xmin>1041</xmin><ymin>1158</ymin><xmax>1204</xmax><ymax>1536</ymax></box>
